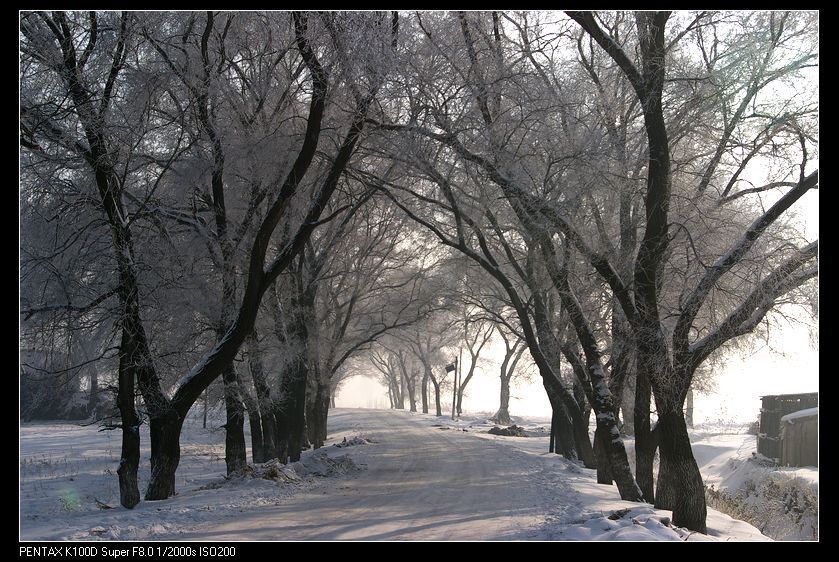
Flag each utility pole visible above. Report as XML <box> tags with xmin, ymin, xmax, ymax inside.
<box><xmin>456</xmin><ymin>347</ymin><xmax>463</xmax><ymax>417</ymax></box>
<box><xmin>449</xmin><ymin>356</ymin><xmax>458</xmax><ymax>420</ymax></box>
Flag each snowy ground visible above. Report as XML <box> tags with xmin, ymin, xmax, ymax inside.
<box><xmin>692</xmin><ymin>428</ymin><xmax>818</xmax><ymax>540</ymax></box>
<box><xmin>21</xmin><ymin>408</ymin><xmax>776</xmax><ymax>541</ymax></box>
<box><xmin>20</xmin><ymin>411</ymin><xmax>360</xmax><ymax>540</ymax></box>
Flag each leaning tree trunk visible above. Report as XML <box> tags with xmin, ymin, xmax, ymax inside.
<box><xmin>146</xmin><ymin>407</ymin><xmax>183</xmax><ymax>500</ymax></box>
<box><xmin>543</xmin><ymin>373</ymin><xmax>596</xmax><ymax>468</ymax></box>
<box><xmin>431</xmin><ymin>378</ymin><xmax>442</xmax><ymax>416</ymax></box>
<box><xmin>116</xmin><ymin>330</ymin><xmax>140</xmax><ymax>509</ymax></box>
<box><xmin>543</xmin><ymin>377</ymin><xmax>580</xmax><ymax>461</ymax></box>
<box><xmin>531</xmin><ymin>297</ymin><xmax>595</xmax><ymax>467</ymax></box>
<box><xmin>569</xmin><ymin>356</ymin><xmax>642</xmax><ymax>500</ymax></box>
<box><xmin>573</xmin><ymin>379</ymin><xmax>591</xmax><ymax>431</ymax></box>
<box><xmin>594</xmin><ymin>413</ymin><xmax>642</xmax><ymax>501</ymax></box>
<box><xmin>594</xmin><ymin>425</ymin><xmax>614</xmax><ymax>485</ymax></box>
<box><xmin>221</xmin><ymin>364</ymin><xmax>247</xmax><ymax>475</ymax></box>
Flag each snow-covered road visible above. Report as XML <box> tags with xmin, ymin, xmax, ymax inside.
<box><xmin>186</xmin><ymin>409</ymin><xmax>548</xmax><ymax>540</ymax></box>
<box><xmin>21</xmin><ymin>408</ymin><xmax>772</xmax><ymax>541</ymax></box>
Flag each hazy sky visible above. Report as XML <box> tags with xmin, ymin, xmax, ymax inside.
<box><xmin>336</xmin><ymin>325</ymin><xmax>818</xmax><ymax>424</ymax></box>
<box><xmin>337</xmin><ymin>192</ymin><xmax>819</xmax><ymax>425</ymax></box>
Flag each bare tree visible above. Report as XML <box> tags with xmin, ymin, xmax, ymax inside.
<box><xmin>21</xmin><ymin>10</ymin><xmax>400</xmax><ymax>501</ymax></box>
<box><xmin>492</xmin><ymin>324</ymin><xmax>527</xmax><ymax>425</ymax></box>
<box><xmin>364</xmin><ymin>11</ymin><xmax>640</xmax><ymax>500</ymax></box>
<box><xmin>455</xmin><ymin>316</ymin><xmax>494</xmax><ymax>416</ymax></box>
<box><xmin>565</xmin><ymin>10</ymin><xmax>817</xmax><ymax>531</ymax></box>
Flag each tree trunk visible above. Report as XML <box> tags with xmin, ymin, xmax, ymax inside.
<box><xmin>568</xmin><ymin>357</ymin><xmax>641</xmax><ymax>498</ymax></box>
<box><xmin>116</xmin><ymin>417</ymin><xmax>141</xmax><ymax>509</ymax></box>
<box><xmin>594</xmin><ymin>424</ymin><xmax>614</xmax><ymax>485</ymax></box>
<box><xmin>573</xmin><ymin>378</ymin><xmax>591</xmax><ymax>430</ymax></box>
<box><xmin>494</xmin><ymin>374</ymin><xmax>512</xmax><ymax>425</ymax></box>
<box><xmin>310</xmin><ymin>382</ymin><xmax>330</xmax><ymax>449</ymax></box>
<box><xmin>116</xmin><ymin>331</ymin><xmax>140</xmax><ymax>509</ymax></box>
<box><xmin>272</xmin><ymin>403</ymin><xmax>288</xmax><ymax>463</ymax></box>
<box><xmin>276</xmin><ymin>354</ymin><xmax>308</xmax><ymax>463</ymax></box>
<box><xmin>553</xmin><ymin>400</ymin><xmax>577</xmax><ymax>460</ymax></box>
<box><xmin>685</xmin><ymin>389</ymin><xmax>694</xmax><ymax>428</ymax></box>
<box><xmin>274</xmin><ymin>272</ymin><xmax>311</xmax><ymax>463</ymax></box>
<box><xmin>542</xmin><ymin>377</ymin><xmax>579</xmax><ymax>460</ymax></box>
<box><xmin>431</xmin><ymin>377</ymin><xmax>442</xmax><ymax>416</ymax></box>
<box><xmin>622</xmin><ymin>371</ymin><xmax>636</xmax><ymax>436</ymax></box>
<box><xmin>570</xmin><ymin>379</ymin><xmax>594</xmax><ymax>465</ymax></box>
<box><xmin>634</xmin><ymin>368</ymin><xmax>656</xmax><ymax>502</ymax></box>
<box><xmin>88</xmin><ymin>370</ymin><xmax>99</xmax><ymax>418</ymax></box>
<box><xmin>305</xmin><ymin>368</ymin><xmax>318</xmax><ymax>446</ymax></box>
<box><xmin>529</xmin><ymin>292</ymin><xmax>595</xmax><ymax>467</ymax></box>
<box><xmin>549</xmin><ymin>408</ymin><xmax>556</xmax><ymax>453</ymax></box>
<box><xmin>570</xmin><ymin>415</ymin><xmax>594</xmax><ymax>467</ymax></box>
<box><xmin>421</xmin><ymin>371</ymin><xmax>429</xmax><ymax>414</ymax></box>
<box><xmin>299</xmin><ymin>410</ymin><xmax>311</xmax><ymax>454</ymax></box>
<box><xmin>239</xmin><ymin>380</ymin><xmax>265</xmax><ymax>463</ymax></box>
<box><xmin>145</xmin><ymin>408</ymin><xmax>183</xmax><ymax>500</ymax></box>
<box><xmin>406</xmin><ymin>376</ymin><xmax>417</xmax><ymax>413</ymax></box>
<box><xmin>222</xmin><ymin>364</ymin><xmax>247</xmax><ymax>475</ymax></box>
<box><xmin>398</xmin><ymin>370</ymin><xmax>407</xmax><ymax>410</ymax></box>
<box><xmin>542</xmin><ymin>373</ymin><xmax>596</xmax><ymax>467</ymax></box>
<box><xmin>595</xmin><ymin>414</ymin><xmax>642</xmax><ymax>501</ymax></box>
<box><xmin>246</xmin><ymin>405</ymin><xmax>264</xmax><ymax>464</ymax></box>
<box><xmin>655</xmin><ymin>410</ymin><xmax>707</xmax><ymax>533</ymax></box>
<box><xmin>456</xmin><ymin>362</ymin><xmax>474</xmax><ymax>416</ymax></box>
<box><xmin>247</xmin><ymin>331</ymin><xmax>278</xmax><ymax>460</ymax></box>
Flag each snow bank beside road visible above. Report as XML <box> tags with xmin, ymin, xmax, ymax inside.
<box><xmin>694</xmin><ymin>431</ymin><xmax>818</xmax><ymax>540</ymax></box>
